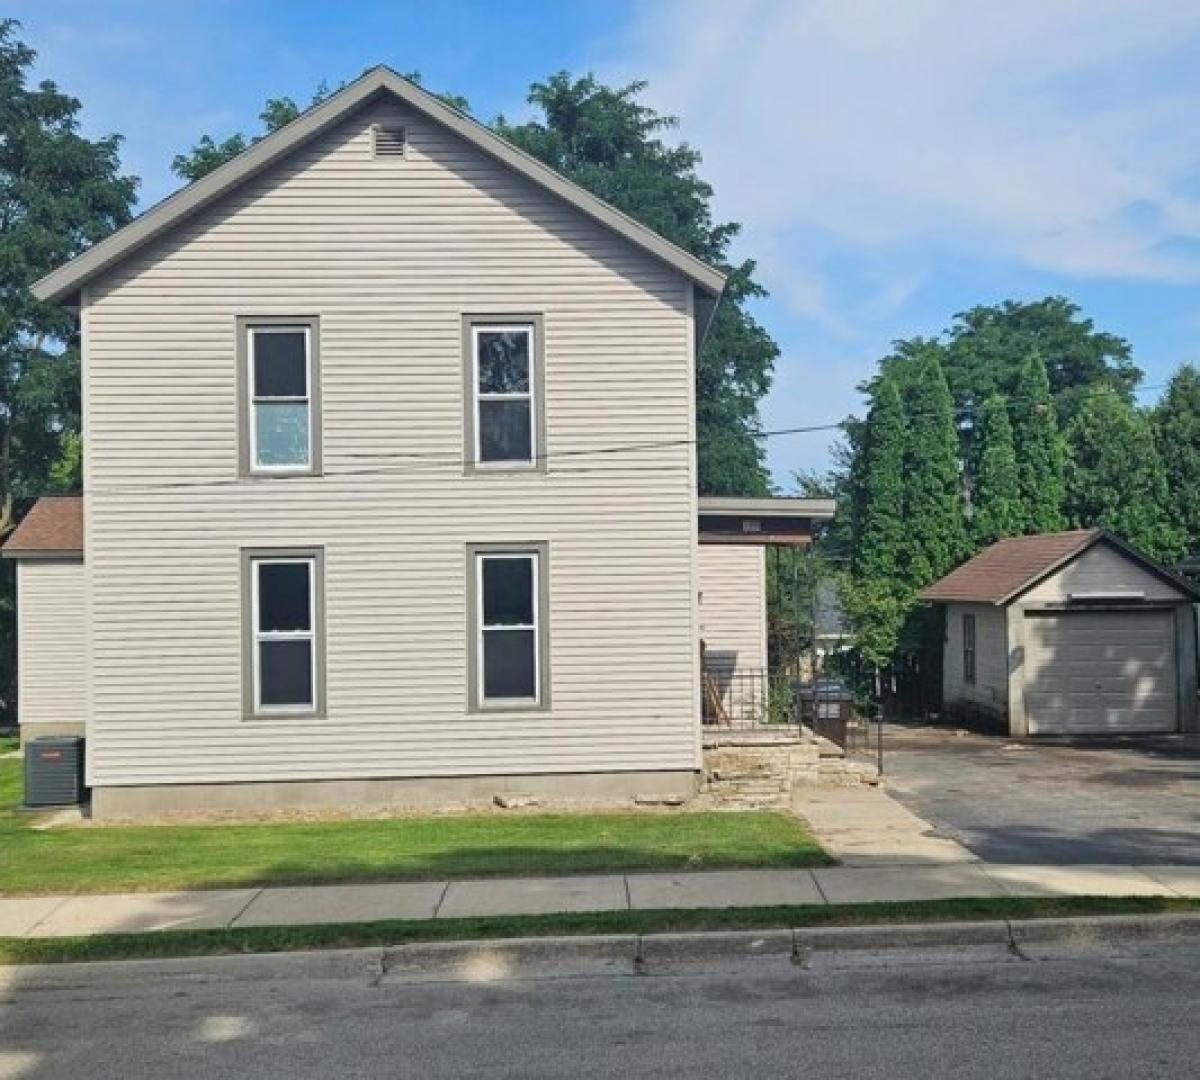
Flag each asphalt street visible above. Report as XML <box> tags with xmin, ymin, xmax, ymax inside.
<box><xmin>2</xmin><ymin>941</ymin><xmax>1198</xmax><ymax>1079</ymax></box>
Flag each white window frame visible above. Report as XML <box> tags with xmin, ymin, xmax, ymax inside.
<box><xmin>248</xmin><ymin>324</ymin><xmax>313</xmax><ymax>473</ymax></box>
<box><xmin>251</xmin><ymin>555</ymin><xmax>318</xmax><ymax>714</ymax></box>
<box><xmin>472</xmin><ymin>323</ymin><xmax>536</xmax><ymax>468</ymax></box>
<box><xmin>476</xmin><ymin>551</ymin><xmax>541</xmax><ymax>707</ymax></box>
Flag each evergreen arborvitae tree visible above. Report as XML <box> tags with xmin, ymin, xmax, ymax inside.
<box><xmin>971</xmin><ymin>394</ymin><xmax>1021</xmax><ymax>546</ymax></box>
<box><xmin>850</xmin><ymin>377</ymin><xmax>905</xmax><ymax>582</ymax></box>
<box><xmin>1065</xmin><ymin>386</ymin><xmax>1184</xmax><ymax>561</ymax></box>
<box><xmin>899</xmin><ymin>353</ymin><xmax>968</xmax><ymax>587</ymax></box>
<box><xmin>844</xmin><ymin>377</ymin><xmax>909</xmax><ymax>667</ymax></box>
<box><xmin>1010</xmin><ymin>350</ymin><xmax>1066</xmax><ymax>533</ymax></box>
<box><xmin>1153</xmin><ymin>363</ymin><xmax>1200</xmax><ymax>557</ymax></box>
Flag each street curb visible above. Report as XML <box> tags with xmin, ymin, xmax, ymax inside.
<box><xmin>381</xmin><ymin>934</ymin><xmax>639</xmax><ymax>981</ymax></box>
<box><xmin>375</xmin><ymin>913</ymin><xmax>1200</xmax><ymax>980</ymax></box>
<box><xmin>1008</xmin><ymin>913</ymin><xmax>1200</xmax><ymax>954</ymax></box>
<box><xmin>636</xmin><ymin>929</ymin><xmax>795</xmax><ymax>973</ymax></box>
<box><xmin>795</xmin><ymin>920</ymin><xmax>1011</xmax><ymax>955</ymax></box>
<box><xmin>6</xmin><ymin>913</ymin><xmax>1200</xmax><ymax>977</ymax></box>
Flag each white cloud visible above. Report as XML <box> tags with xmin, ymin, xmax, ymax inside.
<box><xmin>605</xmin><ymin>0</ymin><xmax>1200</xmax><ymax>481</ymax></box>
<box><xmin>614</xmin><ymin>0</ymin><xmax>1200</xmax><ymax>285</ymax></box>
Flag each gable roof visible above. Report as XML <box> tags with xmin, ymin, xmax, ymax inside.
<box><xmin>1</xmin><ymin>496</ymin><xmax>83</xmax><ymax>559</ymax></box>
<box><xmin>920</xmin><ymin>529</ymin><xmax>1200</xmax><ymax>605</ymax></box>
<box><xmin>32</xmin><ymin>66</ymin><xmax>726</xmax><ymax>307</ymax></box>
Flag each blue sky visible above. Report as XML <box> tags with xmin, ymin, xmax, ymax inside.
<box><xmin>13</xmin><ymin>1</ymin><xmax>1200</xmax><ymax>487</ymax></box>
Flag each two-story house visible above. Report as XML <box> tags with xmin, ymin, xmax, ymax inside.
<box><xmin>5</xmin><ymin>67</ymin><xmax>829</xmax><ymax>817</ymax></box>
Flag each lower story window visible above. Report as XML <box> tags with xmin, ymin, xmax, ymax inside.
<box><xmin>244</xmin><ymin>549</ymin><xmax>324</xmax><ymax>716</ymax></box>
<box><xmin>472</xmin><ymin>546</ymin><xmax>547</xmax><ymax>709</ymax></box>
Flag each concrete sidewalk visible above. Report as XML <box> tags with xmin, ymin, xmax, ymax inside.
<box><xmin>1</xmin><ymin>862</ymin><xmax>1197</xmax><ymax>939</ymax></box>
<box><xmin>793</xmin><ymin>784</ymin><xmax>978</xmax><ymax>866</ymax></box>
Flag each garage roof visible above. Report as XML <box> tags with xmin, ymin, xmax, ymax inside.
<box><xmin>920</xmin><ymin>529</ymin><xmax>1200</xmax><ymax>605</ymax></box>
<box><xmin>1</xmin><ymin>496</ymin><xmax>83</xmax><ymax>559</ymax></box>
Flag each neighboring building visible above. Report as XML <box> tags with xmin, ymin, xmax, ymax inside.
<box><xmin>695</xmin><ymin>497</ymin><xmax>833</xmax><ymax>721</ymax></box>
<box><xmin>4</xmin><ymin>498</ymin><xmax>87</xmax><ymax>742</ymax></box>
<box><xmin>4</xmin><ymin>67</ymin><xmax>831</xmax><ymax>815</ymax></box>
<box><xmin>922</xmin><ymin>530</ymin><xmax>1200</xmax><ymax>737</ymax></box>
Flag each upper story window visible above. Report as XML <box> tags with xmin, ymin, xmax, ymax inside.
<box><xmin>463</xmin><ymin>315</ymin><xmax>545</xmax><ymax>473</ymax></box>
<box><xmin>237</xmin><ymin>316</ymin><xmax>322</xmax><ymax>477</ymax></box>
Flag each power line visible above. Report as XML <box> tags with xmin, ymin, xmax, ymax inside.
<box><xmin>85</xmin><ymin>381</ymin><xmax>1172</xmax><ymax>497</ymax></box>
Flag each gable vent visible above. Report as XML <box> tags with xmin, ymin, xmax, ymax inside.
<box><xmin>372</xmin><ymin>125</ymin><xmax>407</xmax><ymax>158</ymax></box>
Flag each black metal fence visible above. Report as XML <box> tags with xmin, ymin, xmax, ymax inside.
<box><xmin>702</xmin><ymin>667</ymin><xmax>798</xmax><ymax>732</ymax></box>
<box><xmin>702</xmin><ymin>664</ymin><xmax>884</xmax><ymax>772</ymax></box>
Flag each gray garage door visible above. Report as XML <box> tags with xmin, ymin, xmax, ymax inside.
<box><xmin>1024</xmin><ymin>609</ymin><xmax>1178</xmax><ymax>735</ymax></box>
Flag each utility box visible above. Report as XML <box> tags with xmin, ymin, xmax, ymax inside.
<box><xmin>24</xmin><ymin>736</ymin><xmax>85</xmax><ymax>807</ymax></box>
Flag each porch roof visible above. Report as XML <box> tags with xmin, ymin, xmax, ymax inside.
<box><xmin>697</xmin><ymin>496</ymin><xmax>835</xmax><ymax>547</ymax></box>
<box><xmin>1</xmin><ymin>496</ymin><xmax>83</xmax><ymax>559</ymax></box>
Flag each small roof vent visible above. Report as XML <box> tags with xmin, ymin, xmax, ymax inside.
<box><xmin>372</xmin><ymin>125</ymin><xmax>407</xmax><ymax>158</ymax></box>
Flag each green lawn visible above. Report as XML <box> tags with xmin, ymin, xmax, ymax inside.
<box><xmin>0</xmin><ymin>746</ymin><xmax>828</xmax><ymax>895</ymax></box>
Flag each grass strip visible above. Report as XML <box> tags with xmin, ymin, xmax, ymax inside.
<box><xmin>3</xmin><ymin>894</ymin><xmax>1197</xmax><ymax>966</ymax></box>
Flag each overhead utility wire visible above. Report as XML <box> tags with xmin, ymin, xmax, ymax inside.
<box><xmin>88</xmin><ymin>380</ymin><xmax>1169</xmax><ymax>496</ymax></box>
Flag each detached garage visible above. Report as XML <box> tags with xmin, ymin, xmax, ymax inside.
<box><xmin>922</xmin><ymin>530</ymin><xmax>1200</xmax><ymax>737</ymax></box>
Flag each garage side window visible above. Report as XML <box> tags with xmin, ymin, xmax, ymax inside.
<box><xmin>237</xmin><ymin>317</ymin><xmax>322</xmax><ymax>476</ymax></box>
<box><xmin>468</xmin><ymin>543</ymin><xmax>550</xmax><ymax>711</ymax></box>
<box><xmin>242</xmin><ymin>548</ymin><xmax>325</xmax><ymax>718</ymax></box>
<box><xmin>963</xmin><ymin>613</ymin><xmax>977</xmax><ymax>684</ymax></box>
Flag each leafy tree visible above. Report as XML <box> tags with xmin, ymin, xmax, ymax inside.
<box><xmin>1065</xmin><ymin>385</ymin><xmax>1183</xmax><ymax>561</ymax></box>
<box><xmin>898</xmin><ymin>351</ymin><xmax>967</xmax><ymax>588</ymax></box>
<box><xmin>0</xmin><ymin>19</ymin><xmax>137</xmax><ymax>715</ymax></box>
<box><xmin>971</xmin><ymin>394</ymin><xmax>1020</xmax><ymax>546</ymax></box>
<box><xmin>843</xmin><ymin>576</ymin><xmax>910</xmax><ymax>671</ymax></box>
<box><xmin>496</xmin><ymin>74</ymin><xmax>776</xmax><ymax>495</ymax></box>
<box><xmin>172</xmin><ymin>72</ymin><xmax>469</xmax><ymax>183</ymax></box>
<box><xmin>943</xmin><ymin>296</ymin><xmax>1140</xmax><ymax>427</ymax></box>
<box><xmin>1010</xmin><ymin>350</ymin><xmax>1067</xmax><ymax>533</ymax></box>
<box><xmin>1153</xmin><ymin>363</ymin><xmax>1200</xmax><ymax>556</ymax></box>
<box><xmin>172</xmin><ymin>85</ymin><xmax>336</xmax><ymax>182</ymax></box>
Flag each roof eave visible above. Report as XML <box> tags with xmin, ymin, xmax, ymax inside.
<box><xmin>1</xmin><ymin>548</ymin><xmax>84</xmax><ymax>561</ymax></box>
<box><xmin>33</xmin><ymin>65</ymin><xmax>726</xmax><ymax>306</ymax></box>
<box><xmin>698</xmin><ymin>497</ymin><xmax>837</xmax><ymax>519</ymax></box>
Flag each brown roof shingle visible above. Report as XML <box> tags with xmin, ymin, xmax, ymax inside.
<box><xmin>1</xmin><ymin>496</ymin><xmax>83</xmax><ymax>558</ymax></box>
<box><xmin>920</xmin><ymin>530</ymin><xmax>1100</xmax><ymax>605</ymax></box>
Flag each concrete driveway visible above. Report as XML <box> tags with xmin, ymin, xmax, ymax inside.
<box><xmin>880</xmin><ymin>724</ymin><xmax>1200</xmax><ymax>865</ymax></box>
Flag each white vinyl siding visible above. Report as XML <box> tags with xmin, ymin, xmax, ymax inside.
<box><xmin>942</xmin><ymin>602</ymin><xmax>1008</xmax><ymax>719</ymax></box>
<box><xmin>81</xmin><ymin>97</ymin><xmax>698</xmax><ymax>786</ymax></box>
<box><xmin>1020</xmin><ymin>543</ymin><xmax>1189</xmax><ymax>604</ymax></box>
<box><xmin>697</xmin><ymin>545</ymin><xmax>767</xmax><ymax>676</ymax></box>
<box><xmin>16</xmin><ymin>560</ymin><xmax>87</xmax><ymax>736</ymax></box>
